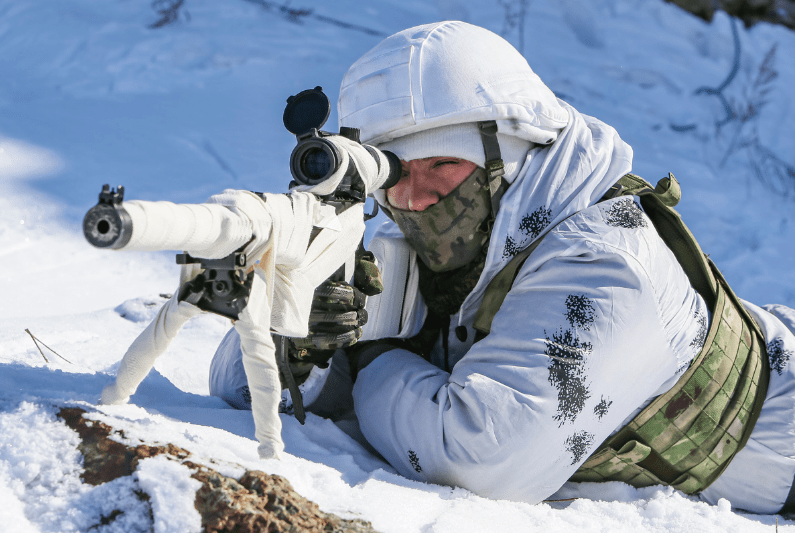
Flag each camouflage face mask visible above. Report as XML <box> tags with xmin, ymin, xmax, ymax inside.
<box><xmin>387</xmin><ymin>167</ymin><xmax>492</xmax><ymax>273</ymax></box>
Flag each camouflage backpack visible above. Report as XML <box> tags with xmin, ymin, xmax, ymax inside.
<box><xmin>473</xmin><ymin>173</ymin><xmax>770</xmax><ymax>494</ymax></box>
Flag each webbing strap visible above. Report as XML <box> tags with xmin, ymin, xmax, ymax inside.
<box><xmin>573</xmin><ymin>272</ymin><xmax>769</xmax><ymax>493</ymax></box>
<box><xmin>477</xmin><ymin>121</ymin><xmax>507</xmax><ymax>215</ymax></box>
<box><xmin>581</xmin><ymin>173</ymin><xmax>768</xmax><ymax>493</ymax></box>
<box><xmin>473</xmin><ymin>173</ymin><xmax>718</xmax><ymax>337</ymax></box>
<box><xmin>472</xmin><ymin>171</ymin><xmax>769</xmax><ymax>495</ymax></box>
<box><xmin>617</xmin><ymin>173</ymin><xmax>719</xmax><ymax>309</ymax></box>
<box><xmin>619</xmin><ymin>174</ymin><xmax>763</xmax><ymax>340</ymax></box>
<box><xmin>472</xmin><ymin>234</ymin><xmax>543</xmax><ymax>338</ymax></box>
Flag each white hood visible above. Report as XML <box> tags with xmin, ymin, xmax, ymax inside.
<box><xmin>338</xmin><ymin>21</ymin><xmax>567</xmax><ymax>145</ymax></box>
<box><xmin>340</xmin><ymin>22</ymin><xmax>633</xmax><ymax>320</ymax></box>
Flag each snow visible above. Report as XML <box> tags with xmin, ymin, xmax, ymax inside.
<box><xmin>1</xmin><ymin>0</ymin><xmax>794</xmax><ymax>531</ymax></box>
<box><xmin>136</xmin><ymin>456</ymin><xmax>203</xmax><ymax>533</ymax></box>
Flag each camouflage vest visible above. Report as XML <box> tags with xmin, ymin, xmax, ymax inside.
<box><xmin>472</xmin><ymin>173</ymin><xmax>770</xmax><ymax>494</ymax></box>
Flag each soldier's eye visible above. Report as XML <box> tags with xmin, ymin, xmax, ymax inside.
<box><xmin>432</xmin><ymin>159</ymin><xmax>459</xmax><ymax>169</ymax></box>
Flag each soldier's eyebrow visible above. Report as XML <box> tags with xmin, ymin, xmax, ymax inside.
<box><xmin>431</xmin><ymin>159</ymin><xmax>461</xmax><ymax>168</ymax></box>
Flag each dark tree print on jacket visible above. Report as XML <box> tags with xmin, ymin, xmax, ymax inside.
<box><xmin>768</xmin><ymin>338</ymin><xmax>793</xmax><ymax>376</ymax></box>
<box><xmin>547</xmin><ymin>328</ymin><xmax>592</xmax><ymax>426</ymax></box>
<box><xmin>605</xmin><ymin>198</ymin><xmax>647</xmax><ymax>229</ymax></box>
<box><xmin>502</xmin><ymin>205</ymin><xmax>553</xmax><ymax>258</ymax></box>
<box><xmin>519</xmin><ymin>206</ymin><xmax>553</xmax><ymax>240</ymax></box>
<box><xmin>546</xmin><ymin>294</ymin><xmax>597</xmax><ymax>426</ymax></box>
<box><xmin>690</xmin><ymin>309</ymin><xmax>708</xmax><ymax>354</ymax></box>
<box><xmin>503</xmin><ymin>235</ymin><xmax>521</xmax><ymax>258</ymax></box>
<box><xmin>593</xmin><ymin>396</ymin><xmax>612</xmax><ymax>420</ymax></box>
<box><xmin>565</xmin><ymin>431</ymin><xmax>595</xmax><ymax>465</ymax></box>
<box><xmin>565</xmin><ymin>295</ymin><xmax>596</xmax><ymax>331</ymax></box>
<box><xmin>408</xmin><ymin>450</ymin><xmax>422</xmax><ymax>473</ymax></box>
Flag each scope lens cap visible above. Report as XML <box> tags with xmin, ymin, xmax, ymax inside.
<box><xmin>283</xmin><ymin>86</ymin><xmax>331</xmax><ymax>136</ymax></box>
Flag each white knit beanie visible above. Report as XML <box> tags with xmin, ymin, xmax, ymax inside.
<box><xmin>376</xmin><ymin>123</ymin><xmax>533</xmax><ymax>184</ymax></box>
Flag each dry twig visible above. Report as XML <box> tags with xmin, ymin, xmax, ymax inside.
<box><xmin>25</xmin><ymin>328</ymin><xmax>74</xmax><ymax>365</ymax></box>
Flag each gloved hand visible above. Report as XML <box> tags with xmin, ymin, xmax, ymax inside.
<box><xmin>285</xmin><ymin>251</ymin><xmax>383</xmax><ymax>385</ymax></box>
<box><xmin>344</xmin><ymin>338</ymin><xmax>404</xmax><ymax>383</ymax></box>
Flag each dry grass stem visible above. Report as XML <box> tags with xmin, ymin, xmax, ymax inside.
<box><xmin>25</xmin><ymin>328</ymin><xmax>73</xmax><ymax>364</ymax></box>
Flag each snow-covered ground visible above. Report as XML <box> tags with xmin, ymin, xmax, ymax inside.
<box><xmin>1</xmin><ymin>0</ymin><xmax>794</xmax><ymax>531</ymax></box>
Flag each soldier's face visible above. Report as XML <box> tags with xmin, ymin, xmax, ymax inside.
<box><xmin>386</xmin><ymin>157</ymin><xmax>478</xmax><ymax>212</ymax></box>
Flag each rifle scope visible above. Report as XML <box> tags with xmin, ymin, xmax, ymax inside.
<box><xmin>284</xmin><ymin>87</ymin><xmax>402</xmax><ymax>191</ymax></box>
<box><xmin>83</xmin><ymin>87</ymin><xmax>403</xmax><ymax>252</ymax></box>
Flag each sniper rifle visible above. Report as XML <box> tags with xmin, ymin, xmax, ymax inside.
<box><xmin>82</xmin><ymin>86</ymin><xmax>400</xmax><ymax>443</ymax></box>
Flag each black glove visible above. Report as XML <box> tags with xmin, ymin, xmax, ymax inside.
<box><xmin>344</xmin><ymin>338</ymin><xmax>404</xmax><ymax>383</ymax></box>
<box><xmin>285</xmin><ymin>251</ymin><xmax>383</xmax><ymax>385</ymax></box>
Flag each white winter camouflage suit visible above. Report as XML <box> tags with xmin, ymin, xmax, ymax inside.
<box><xmin>214</xmin><ymin>21</ymin><xmax>795</xmax><ymax>514</ymax></box>
<box><xmin>326</xmin><ymin>21</ymin><xmax>795</xmax><ymax>514</ymax></box>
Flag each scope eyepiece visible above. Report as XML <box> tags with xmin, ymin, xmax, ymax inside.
<box><xmin>289</xmin><ymin>136</ymin><xmax>342</xmax><ymax>186</ymax></box>
<box><xmin>289</xmin><ymin>135</ymin><xmax>404</xmax><ymax>192</ymax></box>
<box><xmin>284</xmin><ymin>87</ymin><xmax>404</xmax><ymax>193</ymax></box>
<box><xmin>379</xmin><ymin>149</ymin><xmax>402</xmax><ymax>190</ymax></box>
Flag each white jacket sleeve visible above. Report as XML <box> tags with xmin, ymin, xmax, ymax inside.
<box><xmin>352</xmin><ymin>243</ymin><xmax>685</xmax><ymax>504</ymax></box>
